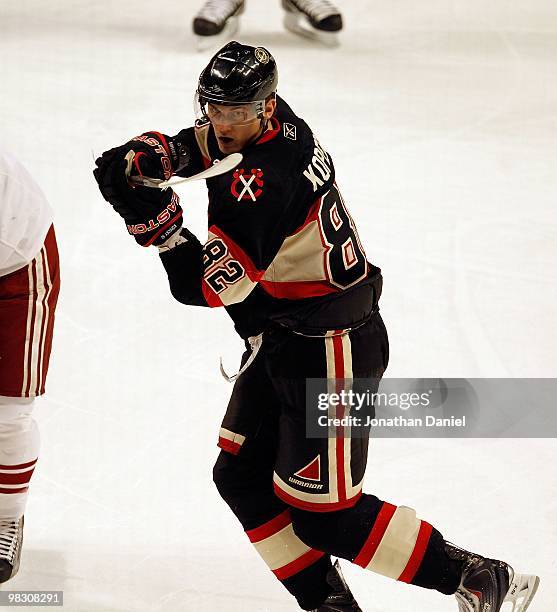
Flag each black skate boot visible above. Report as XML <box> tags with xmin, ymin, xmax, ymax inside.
<box><xmin>193</xmin><ymin>0</ymin><xmax>245</xmax><ymax>50</ymax></box>
<box><xmin>0</xmin><ymin>516</ymin><xmax>24</xmax><ymax>583</ymax></box>
<box><xmin>282</xmin><ymin>0</ymin><xmax>342</xmax><ymax>45</ymax></box>
<box><xmin>311</xmin><ymin>560</ymin><xmax>362</xmax><ymax>611</ymax></box>
<box><xmin>446</xmin><ymin>542</ymin><xmax>540</xmax><ymax>612</ymax></box>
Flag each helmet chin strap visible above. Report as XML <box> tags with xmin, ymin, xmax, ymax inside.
<box><xmin>259</xmin><ymin>115</ymin><xmax>269</xmax><ymax>133</ymax></box>
<box><xmin>255</xmin><ymin>94</ymin><xmax>275</xmax><ymax>138</ymax></box>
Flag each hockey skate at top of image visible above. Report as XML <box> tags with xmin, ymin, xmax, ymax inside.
<box><xmin>282</xmin><ymin>0</ymin><xmax>343</xmax><ymax>46</ymax></box>
<box><xmin>192</xmin><ymin>0</ymin><xmax>343</xmax><ymax>50</ymax></box>
<box><xmin>127</xmin><ymin>152</ymin><xmax>243</xmax><ymax>189</ymax></box>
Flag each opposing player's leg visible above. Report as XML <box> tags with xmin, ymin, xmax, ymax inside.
<box><xmin>0</xmin><ymin>399</ymin><xmax>37</xmax><ymax>583</ymax></box>
<box><xmin>0</xmin><ymin>225</ymin><xmax>60</xmax><ymax>583</ymax></box>
<box><xmin>213</xmin><ymin>348</ymin><xmax>349</xmax><ymax>611</ymax></box>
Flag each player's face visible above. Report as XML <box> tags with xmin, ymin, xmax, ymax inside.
<box><xmin>209</xmin><ymin>99</ymin><xmax>276</xmax><ymax>154</ymax></box>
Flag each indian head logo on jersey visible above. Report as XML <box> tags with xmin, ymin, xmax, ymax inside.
<box><xmin>231</xmin><ymin>168</ymin><xmax>264</xmax><ymax>202</ymax></box>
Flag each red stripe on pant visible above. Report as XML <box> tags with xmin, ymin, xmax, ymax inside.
<box><xmin>35</xmin><ymin>250</ymin><xmax>50</xmax><ymax>396</ymax></box>
<box><xmin>37</xmin><ymin>226</ymin><xmax>60</xmax><ymax>395</ymax></box>
<box><xmin>273</xmin><ymin>482</ymin><xmax>362</xmax><ymax>512</ymax></box>
<box><xmin>332</xmin><ymin>333</ymin><xmax>347</xmax><ymax>503</ymax></box>
<box><xmin>218</xmin><ymin>437</ymin><xmax>242</xmax><ymax>455</ymax></box>
<box><xmin>24</xmin><ymin>258</ymin><xmax>39</xmax><ymax>397</ymax></box>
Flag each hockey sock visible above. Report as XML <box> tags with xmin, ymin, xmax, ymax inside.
<box><xmin>214</xmin><ymin>450</ymin><xmax>334</xmax><ymax>610</ymax></box>
<box><xmin>0</xmin><ymin>397</ymin><xmax>40</xmax><ymax>519</ymax></box>
<box><xmin>291</xmin><ymin>493</ymin><xmax>462</xmax><ymax>596</ymax></box>
<box><xmin>245</xmin><ymin>508</ymin><xmax>333</xmax><ymax>610</ymax></box>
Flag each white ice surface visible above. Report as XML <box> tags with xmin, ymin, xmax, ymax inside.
<box><xmin>0</xmin><ymin>1</ymin><xmax>556</xmax><ymax>610</ymax></box>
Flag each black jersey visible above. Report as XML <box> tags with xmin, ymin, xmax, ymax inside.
<box><xmin>159</xmin><ymin>96</ymin><xmax>382</xmax><ymax>338</ymax></box>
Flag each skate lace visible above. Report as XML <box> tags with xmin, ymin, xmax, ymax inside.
<box><xmin>455</xmin><ymin>588</ymin><xmax>476</xmax><ymax>612</ymax></box>
<box><xmin>196</xmin><ymin>0</ymin><xmax>243</xmax><ymax>23</ymax></box>
<box><xmin>0</xmin><ymin>520</ymin><xmax>20</xmax><ymax>564</ymax></box>
<box><xmin>290</xmin><ymin>0</ymin><xmax>340</xmax><ymax>21</ymax></box>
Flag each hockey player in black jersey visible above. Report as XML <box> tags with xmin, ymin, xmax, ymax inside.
<box><xmin>93</xmin><ymin>42</ymin><xmax>539</xmax><ymax>612</ymax></box>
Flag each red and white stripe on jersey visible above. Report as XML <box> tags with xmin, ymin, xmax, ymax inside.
<box><xmin>353</xmin><ymin>502</ymin><xmax>433</xmax><ymax>583</ymax></box>
<box><xmin>273</xmin><ymin>330</ymin><xmax>363</xmax><ymax>512</ymax></box>
<box><xmin>259</xmin><ymin>197</ymin><xmax>339</xmax><ymax>300</ymax></box>
<box><xmin>201</xmin><ymin>225</ymin><xmax>264</xmax><ymax>307</ymax></box>
<box><xmin>245</xmin><ymin>509</ymin><xmax>324</xmax><ymax>580</ymax></box>
<box><xmin>260</xmin><ymin>183</ymin><xmax>368</xmax><ymax>300</ymax></box>
<box><xmin>201</xmin><ymin>183</ymin><xmax>367</xmax><ymax>306</ymax></box>
<box><xmin>0</xmin><ymin>459</ymin><xmax>38</xmax><ymax>495</ymax></box>
<box><xmin>217</xmin><ymin>427</ymin><xmax>246</xmax><ymax>456</ymax></box>
<box><xmin>0</xmin><ymin>226</ymin><xmax>60</xmax><ymax>398</ymax></box>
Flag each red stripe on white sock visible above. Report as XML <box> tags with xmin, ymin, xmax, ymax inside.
<box><xmin>0</xmin><ymin>459</ymin><xmax>37</xmax><ymax>470</ymax></box>
<box><xmin>0</xmin><ymin>468</ymin><xmax>36</xmax><ymax>486</ymax></box>
<box><xmin>0</xmin><ymin>486</ymin><xmax>28</xmax><ymax>494</ymax></box>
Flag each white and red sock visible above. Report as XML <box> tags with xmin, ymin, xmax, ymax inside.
<box><xmin>0</xmin><ymin>397</ymin><xmax>40</xmax><ymax>520</ymax></box>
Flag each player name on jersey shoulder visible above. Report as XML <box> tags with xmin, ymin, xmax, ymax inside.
<box><xmin>303</xmin><ymin>134</ymin><xmax>332</xmax><ymax>192</ymax></box>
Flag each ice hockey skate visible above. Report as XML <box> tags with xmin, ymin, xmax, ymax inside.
<box><xmin>446</xmin><ymin>543</ymin><xmax>540</xmax><ymax>612</ymax></box>
<box><xmin>0</xmin><ymin>517</ymin><xmax>24</xmax><ymax>584</ymax></box>
<box><xmin>192</xmin><ymin>0</ymin><xmax>245</xmax><ymax>51</ymax></box>
<box><xmin>282</xmin><ymin>0</ymin><xmax>342</xmax><ymax>46</ymax></box>
<box><xmin>311</xmin><ymin>560</ymin><xmax>362</xmax><ymax>611</ymax></box>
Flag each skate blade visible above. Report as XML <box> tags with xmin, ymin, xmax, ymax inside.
<box><xmin>195</xmin><ymin>16</ymin><xmax>240</xmax><ymax>52</ymax></box>
<box><xmin>283</xmin><ymin>13</ymin><xmax>340</xmax><ymax>47</ymax></box>
<box><xmin>503</xmin><ymin>573</ymin><xmax>540</xmax><ymax>612</ymax></box>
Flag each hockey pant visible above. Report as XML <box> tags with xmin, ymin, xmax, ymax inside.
<box><xmin>213</xmin><ymin>313</ymin><xmax>462</xmax><ymax>610</ymax></box>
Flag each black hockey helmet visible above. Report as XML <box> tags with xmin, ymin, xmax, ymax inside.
<box><xmin>197</xmin><ymin>41</ymin><xmax>278</xmax><ymax>106</ymax></box>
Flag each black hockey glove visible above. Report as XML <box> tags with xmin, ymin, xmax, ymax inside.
<box><xmin>93</xmin><ymin>132</ymin><xmax>183</xmax><ymax>247</ymax></box>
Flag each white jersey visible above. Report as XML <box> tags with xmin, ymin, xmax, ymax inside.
<box><xmin>0</xmin><ymin>151</ymin><xmax>53</xmax><ymax>277</ymax></box>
